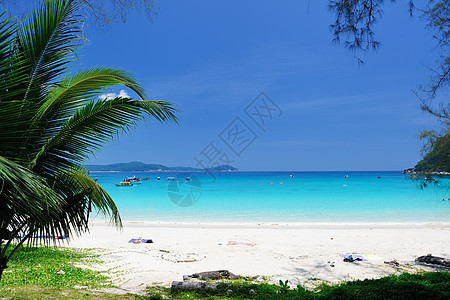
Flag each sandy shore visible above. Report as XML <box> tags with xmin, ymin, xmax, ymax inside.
<box><xmin>67</xmin><ymin>222</ymin><xmax>450</xmax><ymax>295</ymax></box>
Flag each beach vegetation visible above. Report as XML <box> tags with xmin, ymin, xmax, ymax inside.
<box><xmin>415</xmin><ymin>130</ymin><xmax>449</xmax><ymax>173</ymax></box>
<box><xmin>329</xmin><ymin>0</ymin><xmax>449</xmax><ymax>175</ymax></box>
<box><xmin>0</xmin><ymin>245</ymin><xmax>158</xmax><ymax>299</ymax></box>
<box><xmin>1</xmin><ymin>246</ymin><xmax>449</xmax><ymax>299</ymax></box>
<box><xmin>1</xmin><ymin>3</ymin><xmax>447</xmax><ymax>176</ymax></box>
<box><xmin>167</xmin><ymin>272</ymin><xmax>450</xmax><ymax>299</ymax></box>
<box><xmin>0</xmin><ymin>0</ymin><xmax>159</xmax><ymax>29</ymax></box>
<box><xmin>0</xmin><ymin>245</ymin><xmax>136</xmax><ymax>299</ymax></box>
<box><xmin>0</xmin><ymin>0</ymin><xmax>177</xmax><ymax>282</ymax></box>
<box><xmin>0</xmin><ymin>246</ymin><xmax>110</xmax><ymax>288</ymax></box>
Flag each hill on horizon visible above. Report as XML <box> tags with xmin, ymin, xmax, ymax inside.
<box><xmin>84</xmin><ymin>161</ymin><xmax>238</xmax><ymax>172</ymax></box>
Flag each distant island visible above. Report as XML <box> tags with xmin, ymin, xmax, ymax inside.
<box><xmin>85</xmin><ymin>161</ymin><xmax>238</xmax><ymax>172</ymax></box>
<box><xmin>402</xmin><ymin>138</ymin><xmax>449</xmax><ymax>175</ymax></box>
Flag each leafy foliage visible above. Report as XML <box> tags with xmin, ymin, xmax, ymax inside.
<box><xmin>168</xmin><ymin>272</ymin><xmax>450</xmax><ymax>299</ymax></box>
<box><xmin>83</xmin><ymin>0</ymin><xmax>158</xmax><ymax>28</ymax></box>
<box><xmin>0</xmin><ymin>0</ymin><xmax>159</xmax><ymax>28</ymax></box>
<box><xmin>329</xmin><ymin>0</ymin><xmax>385</xmax><ymax>54</ymax></box>
<box><xmin>0</xmin><ymin>246</ymin><xmax>153</xmax><ymax>299</ymax></box>
<box><xmin>417</xmin><ymin>1</ymin><xmax>449</xmax><ymax>113</ymax></box>
<box><xmin>1</xmin><ymin>247</ymin><xmax>449</xmax><ymax>300</ymax></box>
<box><xmin>0</xmin><ymin>246</ymin><xmax>110</xmax><ymax>288</ymax></box>
<box><xmin>329</xmin><ymin>1</ymin><xmax>449</xmax><ymax>173</ymax></box>
<box><xmin>0</xmin><ymin>0</ymin><xmax>177</xmax><ymax>281</ymax></box>
<box><xmin>415</xmin><ymin>130</ymin><xmax>449</xmax><ymax>172</ymax></box>
<box><xmin>328</xmin><ymin>0</ymin><xmax>414</xmax><ymax>64</ymax></box>
<box><xmin>319</xmin><ymin>272</ymin><xmax>450</xmax><ymax>300</ymax></box>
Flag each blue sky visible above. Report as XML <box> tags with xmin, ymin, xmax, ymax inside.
<box><xmin>79</xmin><ymin>0</ymin><xmax>439</xmax><ymax>171</ymax></box>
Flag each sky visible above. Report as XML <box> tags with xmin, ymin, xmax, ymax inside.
<box><xmin>75</xmin><ymin>0</ymin><xmax>441</xmax><ymax>171</ymax></box>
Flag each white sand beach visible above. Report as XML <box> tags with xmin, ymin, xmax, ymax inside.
<box><xmin>68</xmin><ymin>222</ymin><xmax>450</xmax><ymax>295</ymax></box>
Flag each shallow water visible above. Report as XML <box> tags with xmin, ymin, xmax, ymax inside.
<box><xmin>90</xmin><ymin>171</ymin><xmax>450</xmax><ymax>223</ymax></box>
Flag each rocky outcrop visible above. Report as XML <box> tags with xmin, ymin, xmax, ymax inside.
<box><xmin>415</xmin><ymin>254</ymin><xmax>450</xmax><ymax>267</ymax></box>
<box><xmin>183</xmin><ymin>270</ymin><xmax>239</xmax><ymax>281</ymax></box>
<box><xmin>402</xmin><ymin>168</ymin><xmax>417</xmax><ymax>174</ymax></box>
<box><xmin>402</xmin><ymin>168</ymin><xmax>450</xmax><ymax>176</ymax></box>
<box><xmin>171</xmin><ymin>281</ymin><xmax>217</xmax><ymax>290</ymax></box>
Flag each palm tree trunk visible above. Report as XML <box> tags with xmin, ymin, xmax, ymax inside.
<box><xmin>0</xmin><ymin>256</ymin><xmax>7</xmax><ymax>282</ymax></box>
<box><xmin>0</xmin><ymin>235</ymin><xmax>6</xmax><ymax>282</ymax></box>
<box><xmin>0</xmin><ymin>233</ymin><xmax>29</xmax><ymax>283</ymax></box>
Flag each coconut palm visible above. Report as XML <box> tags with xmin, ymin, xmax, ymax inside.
<box><xmin>0</xmin><ymin>0</ymin><xmax>177</xmax><ymax>280</ymax></box>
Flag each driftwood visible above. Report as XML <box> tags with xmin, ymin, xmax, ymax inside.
<box><xmin>183</xmin><ymin>270</ymin><xmax>239</xmax><ymax>281</ymax></box>
<box><xmin>415</xmin><ymin>254</ymin><xmax>450</xmax><ymax>267</ymax></box>
<box><xmin>171</xmin><ymin>281</ymin><xmax>217</xmax><ymax>290</ymax></box>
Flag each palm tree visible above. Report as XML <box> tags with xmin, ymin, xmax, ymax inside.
<box><xmin>0</xmin><ymin>0</ymin><xmax>177</xmax><ymax>281</ymax></box>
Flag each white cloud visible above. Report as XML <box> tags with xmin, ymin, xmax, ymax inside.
<box><xmin>99</xmin><ymin>89</ymin><xmax>130</xmax><ymax>100</ymax></box>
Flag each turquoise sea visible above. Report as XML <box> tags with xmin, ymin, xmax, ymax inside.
<box><xmin>91</xmin><ymin>171</ymin><xmax>450</xmax><ymax>223</ymax></box>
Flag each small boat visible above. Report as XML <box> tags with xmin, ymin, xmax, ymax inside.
<box><xmin>344</xmin><ymin>175</ymin><xmax>349</xmax><ymax>178</ymax></box>
<box><xmin>157</xmin><ymin>177</ymin><xmax>161</xmax><ymax>180</ymax></box>
<box><xmin>167</xmin><ymin>177</ymin><xmax>176</xmax><ymax>181</ymax></box>
<box><xmin>124</xmin><ymin>179</ymin><xmax>142</xmax><ymax>184</ymax></box>
<box><xmin>123</xmin><ymin>179</ymin><xmax>141</xmax><ymax>185</ymax></box>
<box><xmin>126</xmin><ymin>175</ymin><xmax>142</xmax><ymax>182</ymax></box>
<box><xmin>115</xmin><ymin>181</ymin><xmax>133</xmax><ymax>187</ymax></box>
<box><xmin>186</xmin><ymin>177</ymin><xmax>191</xmax><ymax>181</ymax></box>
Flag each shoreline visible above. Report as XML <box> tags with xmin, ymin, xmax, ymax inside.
<box><xmin>90</xmin><ymin>220</ymin><xmax>450</xmax><ymax>229</ymax></box>
<box><xmin>68</xmin><ymin>222</ymin><xmax>450</xmax><ymax>294</ymax></box>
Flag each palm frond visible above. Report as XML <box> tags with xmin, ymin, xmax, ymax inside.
<box><xmin>26</xmin><ymin>166</ymin><xmax>121</xmax><ymax>246</ymax></box>
<box><xmin>19</xmin><ymin>0</ymin><xmax>84</xmax><ymax>103</ymax></box>
<box><xmin>54</xmin><ymin>165</ymin><xmax>121</xmax><ymax>228</ymax></box>
<box><xmin>0</xmin><ymin>12</ymin><xmax>22</xmax><ymax>100</ymax></box>
<box><xmin>131</xmin><ymin>100</ymin><xmax>179</xmax><ymax>123</ymax></box>
<box><xmin>0</xmin><ymin>155</ymin><xmax>62</xmax><ymax>253</ymax></box>
<box><xmin>0</xmin><ymin>0</ymin><xmax>87</xmax><ymax>166</ymax></box>
<box><xmin>0</xmin><ymin>0</ymin><xmax>179</xmax><ymax>275</ymax></box>
<box><xmin>33</xmin><ymin>67</ymin><xmax>146</xmax><ymax>127</ymax></box>
<box><xmin>30</xmin><ymin>97</ymin><xmax>177</xmax><ymax>174</ymax></box>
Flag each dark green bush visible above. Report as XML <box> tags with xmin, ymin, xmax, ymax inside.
<box><xmin>170</xmin><ymin>272</ymin><xmax>450</xmax><ymax>300</ymax></box>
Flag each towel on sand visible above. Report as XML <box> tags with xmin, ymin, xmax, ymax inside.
<box><xmin>339</xmin><ymin>254</ymin><xmax>367</xmax><ymax>261</ymax></box>
<box><xmin>128</xmin><ymin>238</ymin><xmax>153</xmax><ymax>244</ymax></box>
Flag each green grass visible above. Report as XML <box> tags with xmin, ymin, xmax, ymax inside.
<box><xmin>0</xmin><ymin>245</ymin><xmax>161</xmax><ymax>299</ymax></box>
<box><xmin>0</xmin><ymin>285</ymin><xmax>154</xmax><ymax>299</ymax></box>
<box><xmin>0</xmin><ymin>245</ymin><xmax>129</xmax><ymax>299</ymax></box>
<box><xmin>0</xmin><ymin>246</ymin><xmax>449</xmax><ymax>299</ymax></box>
<box><xmin>167</xmin><ymin>272</ymin><xmax>450</xmax><ymax>300</ymax></box>
<box><xmin>0</xmin><ymin>246</ymin><xmax>111</xmax><ymax>288</ymax></box>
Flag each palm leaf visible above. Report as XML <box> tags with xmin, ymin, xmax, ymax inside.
<box><xmin>30</xmin><ymin>97</ymin><xmax>177</xmax><ymax>174</ymax></box>
<box><xmin>0</xmin><ymin>155</ymin><xmax>63</xmax><ymax>257</ymax></box>
<box><xmin>35</xmin><ymin>68</ymin><xmax>145</xmax><ymax>121</ymax></box>
<box><xmin>31</xmin><ymin>67</ymin><xmax>147</xmax><ymax>146</ymax></box>
<box><xmin>0</xmin><ymin>155</ymin><xmax>61</xmax><ymax>223</ymax></box>
<box><xmin>19</xmin><ymin>0</ymin><xmax>84</xmax><ymax>103</ymax></box>
<box><xmin>26</xmin><ymin>166</ymin><xmax>121</xmax><ymax>245</ymax></box>
<box><xmin>0</xmin><ymin>0</ymin><xmax>85</xmax><ymax>166</ymax></box>
<box><xmin>0</xmin><ymin>0</ymin><xmax>180</xmax><ymax>279</ymax></box>
<box><xmin>0</xmin><ymin>12</ymin><xmax>27</xmax><ymax>101</ymax></box>
<box><xmin>53</xmin><ymin>166</ymin><xmax>121</xmax><ymax>229</ymax></box>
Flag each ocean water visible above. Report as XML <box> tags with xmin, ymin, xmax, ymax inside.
<box><xmin>90</xmin><ymin>171</ymin><xmax>450</xmax><ymax>223</ymax></box>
